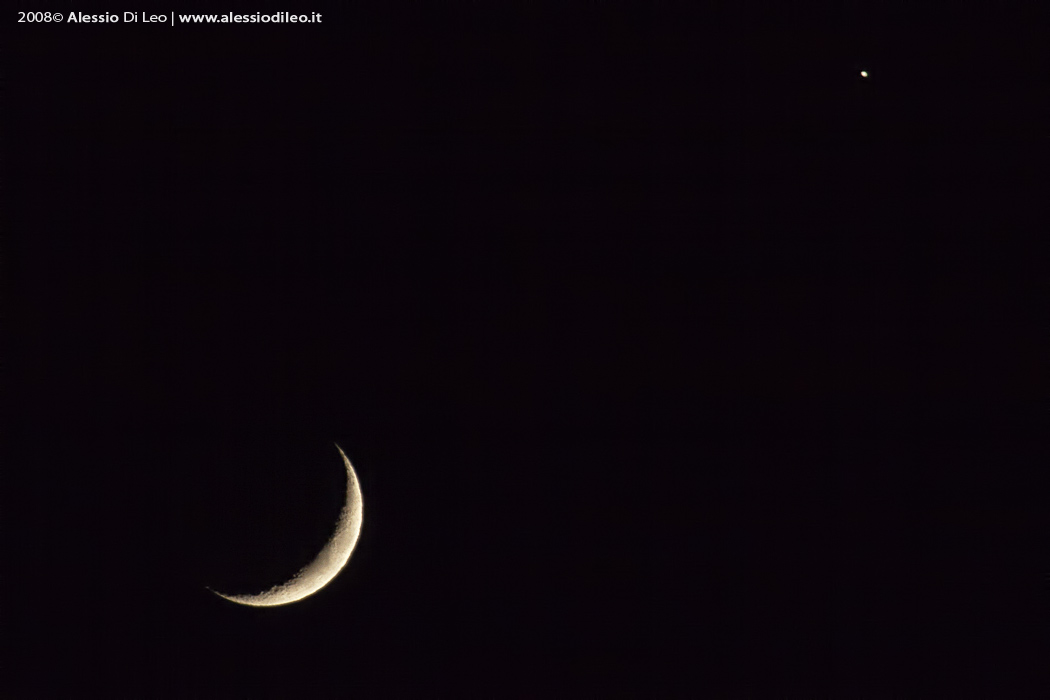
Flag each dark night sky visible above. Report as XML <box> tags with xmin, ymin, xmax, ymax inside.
<box><xmin>5</xmin><ymin>5</ymin><xmax>1045</xmax><ymax>697</ymax></box>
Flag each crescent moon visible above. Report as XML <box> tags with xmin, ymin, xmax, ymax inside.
<box><xmin>209</xmin><ymin>444</ymin><xmax>364</xmax><ymax>607</ymax></box>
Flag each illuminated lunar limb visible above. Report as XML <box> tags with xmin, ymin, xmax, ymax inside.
<box><xmin>210</xmin><ymin>444</ymin><xmax>364</xmax><ymax>607</ymax></box>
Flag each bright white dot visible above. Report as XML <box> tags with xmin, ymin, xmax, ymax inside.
<box><xmin>860</xmin><ymin>70</ymin><xmax>869</xmax><ymax>78</ymax></box>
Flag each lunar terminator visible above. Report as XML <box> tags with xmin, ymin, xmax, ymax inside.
<box><xmin>210</xmin><ymin>444</ymin><xmax>363</xmax><ymax>607</ymax></box>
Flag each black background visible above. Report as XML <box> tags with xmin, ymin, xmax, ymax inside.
<box><xmin>5</xmin><ymin>4</ymin><xmax>1045</xmax><ymax>697</ymax></box>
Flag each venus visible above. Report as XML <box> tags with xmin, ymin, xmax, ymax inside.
<box><xmin>209</xmin><ymin>444</ymin><xmax>364</xmax><ymax>607</ymax></box>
